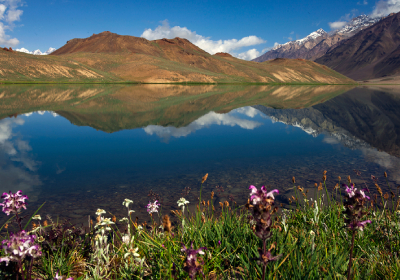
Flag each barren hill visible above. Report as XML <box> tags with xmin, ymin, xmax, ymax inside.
<box><xmin>1</xmin><ymin>31</ymin><xmax>355</xmax><ymax>84</ymax></box>
<box><xmin>316</xmin><ymin>12</ymin><xmax>400</xmax><ymax>80</ymax></box>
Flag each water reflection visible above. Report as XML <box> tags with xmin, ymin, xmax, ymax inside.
<box><xmin>0</xmin><ymin>117</ymin><xmax>41</xmax><ymax>197</ymax></box>
<box><xmin>144</xmin><ymin>108</ymin><xmax>262</xmax><ymax>141</ymax></box>
<box><xmin>0</xmin><ymin>85</ymin><xmax>398</xmax><ymax>227</ymax></box>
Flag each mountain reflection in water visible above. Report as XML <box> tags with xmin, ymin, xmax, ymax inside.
<box><xmin>0</xmin><ymin>85</ymin><xmax>399</xmax><ymax>226</ymax></box>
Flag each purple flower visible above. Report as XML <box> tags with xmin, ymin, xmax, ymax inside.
<box><xmin>147</xmin><ymin>200</ymin><xmax>160</xmax><ymax>214</ymax></box>
<box><xmin>218</xmin><ymin>240</ymin><xmax>221</xmax><ymax>246</ymax></box>
<box><xmin>181</xmin><ymin>242</ymin><xmax>207</xmax><ymax>279</ymax></box>
<box><xmin>257</xmin><ymin>248</ymin><xmax>282</xmax><ymax>266</ymax></box>
<box><xmin>249</xmin><ymin>185</ymin><xmax>279</xmax><ymax>205</ymax></box>
<box><xmin>0</xmin><ymin>190</ymin><xmax>28</xmax><ymax>216</ymax></box>
<box><xmin>343</xmin><ymin>184</ymin><xmax>370</xmax><ymax>200</ymax></box>
<box><xmin>344</xmin><ymin>183</ymin><xmax>357</xmax><ymax>198</ymax></box>
<box><xmin>348</xmin><ymin>220</ymin><xmax>371</xmax><ymax>231</ymax></box>
<box><xmin>54</xmin><ymin>271</ymin><xmax>74</xmax><ymax>280</ymax></box>
<box><xmin>0</xmin><ymin>231</ymin><xmax>41</xmax><ymax>266</ymax></box>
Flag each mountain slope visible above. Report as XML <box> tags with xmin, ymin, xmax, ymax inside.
<box><xmin>48</xmin><ymin>31</ymin><xmax>355</xmax><ymax>84</ymax></box>
<box><xmin>254</xmin><ymin>15</ymin><xmax>381</xmax><ymax>63</ymax></box>
<box><xmin>0</xmin><ymin>31</ymin><xmax>355</xmax><ymax>84</ymax></box>
<box><xmin>316</xmin><ymin>12</ymin><xmax>400</xmax><ymax>80</ymax></box>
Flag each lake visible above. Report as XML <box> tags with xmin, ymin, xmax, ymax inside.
<box><xmin>0</xmin><ymin>84</ymin><xmax>399</xmax><ymax>226</ymax></box>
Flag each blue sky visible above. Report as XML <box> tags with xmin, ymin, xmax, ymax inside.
<box><xmin>1</xmin><ymin>0</ymin><xmax>399</xmax><ymax>59</ymax></box>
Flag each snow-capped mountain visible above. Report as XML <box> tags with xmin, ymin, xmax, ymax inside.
<box><xmin>15</xmin><ymin>47</ymin><xmax>56</xmax><ymax>55</ymax></box>
<box><xmin>253</xmin><ymin>14</ymin><xmax>383</xmax><ymax>63</ymax></box>
<box><xmin>271</xmin><ymin>29</ymin><xmax>327</xmax><ymax>51</ymax></box>
<box><xmin>334</xmin><ymin>15</ymin><xmax>380</xmax><ymax>35</ymax></box>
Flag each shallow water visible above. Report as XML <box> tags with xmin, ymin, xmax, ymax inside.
<box><xmin>0</xmin><ymin>85</ymin><xmax>399</xmax><ymax>227</ymax></box>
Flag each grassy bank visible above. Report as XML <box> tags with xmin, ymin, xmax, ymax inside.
<box><xmin>0</xmin><ymin>172</ymin><xmax>399</xmax><ymax>279</ymax></box>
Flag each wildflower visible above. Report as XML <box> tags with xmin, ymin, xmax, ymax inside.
<box><xmin>95</xmin><ymin>209</ymin><xmax>106</xmax><ymax>216</ymax></box>
<box><xmin>201</xmin><ymin>173</ymin><xmax>208</xmax><ymax>184</ymax></box>
<box><xmin>309</xmin><ymin>230</ymin><xmax>315</xmax><ymax>236</ymax></box>
<box><xmin>177</xmin><ymin>197</ymin><xmax>189</xmax><ymax>208</ymax></box>
<box><xmin>218</xmin><ymin>240</ymin><xmax>221</xmax><ymax>246</ymax></box>
<box><xmin>123</xmin><ymin>198</ymin><xmax>133</xmax><ymax>208</ymax></box>
<box><xmin>119</xmin><ymin>217</ymin><xmax>129</xmax><ymax>223</ymax></box>
<box><xmin>249</xmin><ymin>185</ymin><xmax>279</xmax><ymax>205</ymax></box>
<box><xmin>0</xmin><ymin>231</ymin><xmax>42</xmax><ymax>266</ymax></box>
<box><xmin>384</xmin><ymin>172</ymin><xmax>388</xmax><ymax>178</ymax></box>
<box><xmin>0</xmin><ymin>190</ymin><xmax>28</xmax><ymax>216</ymax></box>
<box><xmin>124</xmin><ymin>247</ymin><xmax>141</xmax><ymax>260</ymax></box>
<box><xmin>371</xmin><ymin>175</ymin><xmax>378</xmax><ymax>182</ymax></box>
<box><xmin>181</xmin><ymin>242</ymin><xmax>207</xmax><ymax>279</ymax></box>
<box><xmin>32</xmin><ymin>214</ymin><xmax>41</xmax><ymax>220</ymax></box>
<box><xmin>122</xmin><ymin>233</ymin><xmax>130</xmax><ymax>244</ymax></box>
<box><xmin>256</xmin><ymin>248</ymin><xmax>281</xmax><ymax>266</ymax></box>
<box><xmin>348</xmin><ymin>220</ymin><xmax>371</xmax><ymax>231</ymax></box>
<box><xmin>54</xmin><ymin>271</ymin><xmax>74</xmax><ymax>280</ymax></box>
<box><xmin>147</xmin><ymin>201</ymin><xmax>160</xmax><ymax>214</ymax></box>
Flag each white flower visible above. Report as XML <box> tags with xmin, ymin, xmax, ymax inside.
<box><xmin>177</xmin><ymin>197</ymin><xmax>189</xmax><ymax>207</ymax></box>
<box><xmin>128</xmin><ymin>210</ymin><xmax>135</xmax><ymax>214</ymax></box>
<box><xmin>123</xmin><ymin>198</ymin><xmax>133</xmax><ymax>208</ymax></box>
<box><xmin>124</xmin><ymin>247</ymin><xmax>140</xmax><ymax>259</ymax></box>
<box><xmin>96</xmin><ymin>209</ymin><xmax>106</xmax><ymax>216</ymax></box>
<box><xmin>119</xmin><ymin>217</ymin><xmax>129</xmax><ymax>223</ymax></box>
<box><xmin>122</xmin><ymin>234</ymin><xmax>130</xmax><ymax>245</ymax></box>
<box><xmin>32</xmin><ymin>215</ymin><xmax>41</xmax><ymax>220</ymax></box>
<box><xmin>309</xmin><ymin>230</ymin><xmax>315</xmax><ymax>236</ymax></box>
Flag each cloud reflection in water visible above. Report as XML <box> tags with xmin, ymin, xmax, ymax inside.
<box><xmin>0</xmin><ymin>117</ymin><xmax>41</xmax><ymax>194</ymax></box>
<box><xmin>144</xmin><ymin>107</ymin><xmax>263</xmax><ymax>141</ymax></box>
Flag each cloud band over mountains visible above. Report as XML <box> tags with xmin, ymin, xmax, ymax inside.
<box><xmin>141</xmin><ymin>20</ymin><xmax>266</xmax><ymax>60</ymax></box>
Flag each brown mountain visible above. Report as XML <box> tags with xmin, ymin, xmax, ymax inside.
<box><xmin>46</xmin><ymin>31</ymin><xmax>354</xmax><ymax>84</ymax></box>
<box><xmin>0</xmin><ymin>31</ymin><xmax>354</xmax><ymax>84</ymax></box>
<box><xmin>316</xmin><ymin>12</ymin><xmax>400</xmax><ymax>80</ymax></box>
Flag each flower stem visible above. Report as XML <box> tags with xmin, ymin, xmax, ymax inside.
<box><xmin>347</xmin><ymin>230</ymin><xmax>356</xmax><ymax>280</ymax></box>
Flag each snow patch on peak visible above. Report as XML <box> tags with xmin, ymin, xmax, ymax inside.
<box><xmin>15</xmin><ymin>47</ymin><xmax>57</xmax><ymax>55</ymax></box>
<box><xmin>335</xmin><ymin>14</ymin><xmax>380</xmax><ymax>35</ymax></box>
<box><xmin>272</xmin><ymin>29</ymin><xmax>327</xmax><ymax>51</ymax></box>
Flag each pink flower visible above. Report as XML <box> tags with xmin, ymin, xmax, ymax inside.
<box><xmin>349</xmin><ymin>220</ymin><xmax>371</xmax><ymax>231</ymax></box>
<box><xmin>147</xmin><ymin>200</ymin><xmax>160</xmax><ymax>214</ymax></box>
<box><xmin>0</xmin><ymin>190</ymin><xmax>28</xmax><ymax>215</ymax></box>
<box><xmin>0</xmin><ymin>231</ymin><xmax>41</xmax><ymax>266</ymax></box>
<box><xmin>249</xmin><ymin>185</ymin><xmax>279</xmax><ymax>205</ymax></box>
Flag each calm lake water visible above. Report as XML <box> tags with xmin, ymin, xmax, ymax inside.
<box><xmin>0</xmin><ymin>85</ymin><xmax>399</xmax><ymax>226</ymax></box>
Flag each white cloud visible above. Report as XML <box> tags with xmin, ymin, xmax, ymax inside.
<box><xmin>371</xmin><ymin>0</ymin><xmax>400</xmax><ymax>17</ymax></box>
<box><xmin>141</xmin><ymin>20</ymin><xmax>265</xmax><ymax>56</ymax></box>
<box><xmin>0</xmin><ymin>4</ymin><xmax>6</xmax><ymax>20</ymax></box>
<box><xmin>0</xmin><ymin>0</ymin><xmax>23</xmax><ymax>47</ymax></box>
<box><xmin>237</xmin><ymin>48</ymin><xmax>262</xmax><ymax>60</ymax></box>
<box><xmin>328</xmin><ymin>21</ymin><xmax>348</xmax><ymax>30</ymax></box>
<box><xmin>233</xmin><ymin>107</ymin><xmax>262</xmax><ymax>118</ymax></box>
<box><xmin>144</xmin><ymin>109</ymin><xmax>262</xmax><ymax>141</ymax></box>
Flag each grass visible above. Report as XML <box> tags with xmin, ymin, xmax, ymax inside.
<box><xmin>1</xmin><ymin>172</ymin><xmax>400</xmax><ymax>279</ymax></box>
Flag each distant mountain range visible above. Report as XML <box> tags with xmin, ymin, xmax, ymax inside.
<box><xmin>315</xmin><ymin>12</ymin><xmax>400</xmax><ymax>80</ymax></box>
<box><xmin>15</xmin><ymin>47</ymin><xmax>56</xmax><ymax>55</ymax></box>
<box><xmin>254</xmin><ymin>13</ymin><xmax>400</xmax><ymax>81</ymax></box>
<box><xmin>0</xmin><ymin>31</ymin><xmax>354</xmax><ymax>84</ymax></box>
<box><xmin>253</xmin><ymin>15</ymin><xmax>381</xmax><ymax>63</ymax></box>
